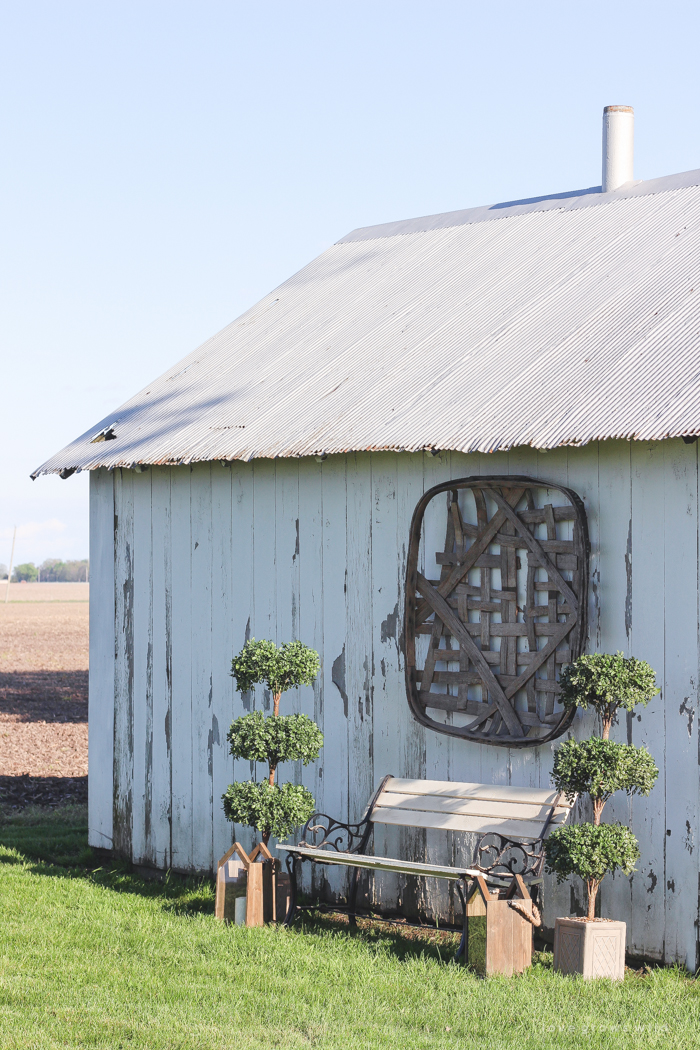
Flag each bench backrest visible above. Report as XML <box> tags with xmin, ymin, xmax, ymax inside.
<box><xmin>369</xmin><ymin>777</ymin><xmax>573</xmax><ymax>842</ymax></box>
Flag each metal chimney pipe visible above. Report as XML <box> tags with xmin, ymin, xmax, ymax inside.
<box><xmin>602</xmin><ymin>106</ymin><xmax>634</xmax><ymax>192</ymax></box>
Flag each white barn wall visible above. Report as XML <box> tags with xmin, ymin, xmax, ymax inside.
<box><xmin>149</xmin><ymin>466</ymin><xmax>173</xmax><ymax>868</ymax></box>
<box><xmin>88</xmin><ymin>438</ymin><xmax>700</xmax><ymax>968</ymax></box>
<box><xmin>87</xmin><ymin>467</ymin><xmax>115</xmax><ymax>849</ymax></box>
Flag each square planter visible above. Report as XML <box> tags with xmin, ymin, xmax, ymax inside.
<box><xmin>554</xmin><ymin>917</ymin><xmax>626</xmax><ymax>980</ymax></box>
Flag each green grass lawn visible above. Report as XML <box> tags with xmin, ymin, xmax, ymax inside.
<box><xmin>0</xmin><ymin>807</ymin><xmax>698</xmax><ymax>1049</ymax></box>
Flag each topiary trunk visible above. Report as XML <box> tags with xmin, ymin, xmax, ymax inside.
<box><xmin>586</xmin><ymin>878</ymin><xmax>600</xmax><ymax>920</ymax></box>
<box><xmin>263</xmin><ymin>690</ymin><xmax>283</xmax><ymax>840</ymax></box>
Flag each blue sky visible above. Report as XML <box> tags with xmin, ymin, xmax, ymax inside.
<box><xmin>1</xmin><ymin>1</ymin><xmax>698</xmax><ymax>568</ymax></box>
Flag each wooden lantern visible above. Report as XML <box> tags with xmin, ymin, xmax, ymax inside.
<box><xmin>464</xmin><ymin>874</ymin><xmax>536</xmax><ymax>976</ymax></box>
<box><xmin>214</xmin><ymin>842</ymin><xmax>279</xmax><ymax>926</ymax></box>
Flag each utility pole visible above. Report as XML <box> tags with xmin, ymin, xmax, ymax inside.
<box><xmin>5</xmin><ymin>526</ymin><xmax>16</xmax><ymax>603</ymax></box>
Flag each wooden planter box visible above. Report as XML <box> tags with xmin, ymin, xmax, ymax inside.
<box><xmin>464</xmin><ymin>875</ymin><xmax>535</xmax><ymax>976</ymax></box>
<box><xmin>553</xmin><ymin>917</ymin><xmax>626</xmax><ymax>980</ymax></box>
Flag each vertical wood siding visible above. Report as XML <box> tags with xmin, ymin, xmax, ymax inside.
<box><xmin>90</xmin><ymin>440</ymin><xmax>700</xmax><ymax>968</ymax></box>
<box><xmin>88</xmin><ymin>469</ymin><xmax>115</xmax><ymax>848</ymax></box>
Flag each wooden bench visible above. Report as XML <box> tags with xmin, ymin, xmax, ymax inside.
<box><xmin>276</xmin><ymin>774</ymin><xmax>573</xmax><ymax>960</ymax></box>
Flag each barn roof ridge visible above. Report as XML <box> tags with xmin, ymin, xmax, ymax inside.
<box><xmin>338</xmin><ymin>167</ymin><xmax>700</xmax><ymax>242</ymax></box>
<box><xmin>33</xmin><ymin>165</ymin><xmax>700</xmax><ymax>478</ymax></box>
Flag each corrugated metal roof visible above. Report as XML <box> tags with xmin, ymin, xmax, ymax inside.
<box><xmin>33</xmin><ymin>168</ymin><xmax>700</xmax><ymax>477</ymax></box>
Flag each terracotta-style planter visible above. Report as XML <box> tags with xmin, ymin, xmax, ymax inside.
<box><xmin>553</xmin><ymin>917</ymin><xmax>626</xmax><ymax>980</ymax></box>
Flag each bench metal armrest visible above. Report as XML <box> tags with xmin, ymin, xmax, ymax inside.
<box><xmin>475</xmin><ymin>832</ymin><xmax>545</xmax><ymax>881</ymax></box>
<box><xmin>473</xmin><ymin>790</ymin><xmax>564</xmax><ymax>881</ymax></box>
<box><xmin>297</xmin><ymin>774</ymin><xmax>394</xmax><ymax>856</ymax></box>
<box><xmin>299</xmin><ymin>812</ymin><xmax>373</xmax><ymax>855</ymax></box>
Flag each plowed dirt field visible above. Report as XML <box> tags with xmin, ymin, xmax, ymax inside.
<box><xmin>0</xmin><ymin>589</ymin><xmax>88</xmax><ymax>806</ymax></box>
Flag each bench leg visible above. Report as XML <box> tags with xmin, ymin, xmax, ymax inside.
<box><xmin>348</xmin><ymin>866</ymin><xmax>361</xmax><ymax>928</ymax></box>
<box><xmin>455</xmin><ymin>877</ymin><xmax>468</xmax><ymax>965</ymax></box>
<box><xmin>283</xmin><ymin>852</ymin><xmax>299</xmax><ymax>927</ymax></box>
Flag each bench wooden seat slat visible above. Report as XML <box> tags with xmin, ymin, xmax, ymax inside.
<box><xmin>371</xmin><ymin>807</ymin><xmax>556</xmax><ymax>839</ymax></box>
<box><xmin>386</xmin><ymin>778</ymin><xmax>571</xmax><ymax>807</ymax></box>
<box><xmin>284</xmin><ymin>845</ymin><xmax>515</xmax><ymax>885</ymax></box>
<box><xmin>374</xmin><ymin>791</ymin><xmax>570</xmax><ymax>823</ymax></box>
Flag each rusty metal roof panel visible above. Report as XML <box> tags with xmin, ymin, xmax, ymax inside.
<box><xmin>33</xmin><ymin>168</ymin><xmax>700</xmax><ymax>476</ymax></box>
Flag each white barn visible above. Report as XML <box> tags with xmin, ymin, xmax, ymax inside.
<box><xmin>35</xmin><ymin>143</ymin><xmax>700</xmax><ymax>967</ymax></box>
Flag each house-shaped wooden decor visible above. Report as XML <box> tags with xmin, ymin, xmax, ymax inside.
<box><xmin>464</xmin><ymin>874</ymin><xmax>536</xmax><ymax>975</ymax></box>
<box><xmin>215</xmin><ymin>842</ymin><xmax>278</xmax><ymax>926</ymax></box>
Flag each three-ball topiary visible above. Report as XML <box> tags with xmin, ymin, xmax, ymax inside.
<box><xmin>222</xmin><ymin>639</ymin><xmax>322</xmax><ymax>845</ymax></box>
<box><xmin>544</xmin><ymin>652</ymin><xmax>659</xmax><ymax>921</ymax></box>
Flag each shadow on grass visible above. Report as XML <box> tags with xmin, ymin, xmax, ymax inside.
<box><xmin>293</xmin><ymin>907</ymin><xmax>465</xmax><ymax>965</ymax></box>
<box><xmin>0</xmin><ymin>804</ymin><xmax>480</xmax><ymax>964</ymax></box>
<box><xmin>0</xmin><ymin>805</ymin><xmax>215</xmax><ymax>916</ymax></box>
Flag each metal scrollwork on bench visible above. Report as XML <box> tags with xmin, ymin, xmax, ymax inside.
<box><xmin>405</xmin><ymin>475</ymin><xmax>590</xmax><ymax>747</ymax></box>
<box><xmin>299</xmin><ymin>812</ymin><xmax>373</xmax><ymax>856</ymax></box>
<box><xmin>284</xmin><ymin>810</ymin><xmax>375</xmax><ymax>928</ymax></box>
<box><xmin>475</xmin><ymin>833</ymin><xmax>544</xmax><ymax>881</ymax></box>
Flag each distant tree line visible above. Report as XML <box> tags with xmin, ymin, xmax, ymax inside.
<box><xmin>4</xmin><ymin>559</ymin><xmax>89</xmax><ymax>582</ymax></box>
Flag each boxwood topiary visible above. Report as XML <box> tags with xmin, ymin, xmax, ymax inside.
<box><xmin>559</xmin><ymin>651</ymin><xmax>658</xmax><ymax>739</ymax></box>
<box><xmin>551</xmin><ymin>737</ymin><xmax>658</xmax><ymax>824</ymax></box>
<box><xmin>223</xmin><ymin>639</ymin><xmax>322</xmax><ymax>845</ymax></box>
<box><xmin>222</xmin><ymin>780</ymin><xmax>317</xmax><ymax>842</ymax></box>
<box><xmin>227</xmin><ymin>710</ymin><xmax>324</xmax><ymax>775</ymax></box>
<box><xmin>544</xmin><ymin>823</ymin><xmax>640</xmax><ymax>920</ymax></box>
<box><xmin>545</xmin><ymin>651</ymin><xmax>659</xmax><ymax>921</ymax></box>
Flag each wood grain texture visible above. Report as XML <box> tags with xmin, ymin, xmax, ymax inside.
<box><xmin>345</xmin><ymin>452</ymin><xmax>375</xmax><ymax>910</ymax></box>
<box><xmin>376</xmin><ymin>792</ymin><xmax>568</xmax><ymax>822</ymax></box>
<box><xmin>372</xmin><ymin>807</ymin><xmax>554</xmax><ymax>839</ymax></box>
<box><xmin>169</xmin><ymin>466</ymin><xmax>193</xmax><ymax>870</ymax></box>
<box><xmin>130</xmin><ymin>469</ymin><xmax>153</xmax><ymax>866</ymax></box>
<box><xmin>190</xmin><ymin>464</ymin><xmax>214</xmax><ymax>873</ymax></box>
<box><xmin>387</xmin><ymin>779</ymin><xmax>568</xmax><ymax>804</ymax></box>
<box><xmin>273</xmin><ymin>458</ymin><xmax>299</xmax><ymax>748</ymax></box>
<box><xmin>276</xmin><ymin>845</ymin><xmax>500</xmax><ymax>881</ymax></box>
<box><xmin>420</xmin><ymin>453</ymin><xmax>453</xmax><ymax>913</ymax></box>
<box><xmin>296</xmin><ymin>458</ymin><xmax>323</xmax><ymax>899</ymax></box>
<box><xmin>371</xmin><ymin>452</ymin><xmax>403</xmax><ymax>911</ymax></box>
<box><xmin>229</xmin><ymin>461</ymin><xmax>255</xmax><ymax>856</ymax></box>
<box><xmin>245</xmin><ymin>863</ymin><xmax>265</xmax><ymax>927</ymax></box>
<box><xmin>210</xmin><ymin>464</ymin><xmax>234</xmax><ymax>865</ymax></box>
<box><xmin>112</xmin><ymin>468</ymin><xmax>134</xmax><ymax>859</ymax></box>
<box><xmin>661</xmin><ymin>439</ymin><xmax>699</xmax><ymax>969</ymax></box>
<box><xmin>396</xmin><ymin>453</ymin><xmax>429</xmax><ymax>917</ymax></box>
<box><xmin>320</xmin><ymin>455</ymin><xmax>349</xmax><ymax>897</ymax></box>
<box><xmin>628</xmin><ymin>441</ymin><xmax>666</xmax><ymax>959</ymax></box>
<box><xmin>149</xmin><ymin>466</ymin><xmax>173</xmax><ymax>868</ymax></box>
<box><xmin>88</xmin><ymin>469</ymin><xmax>115</xmax><ymax>849</ymax></box>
